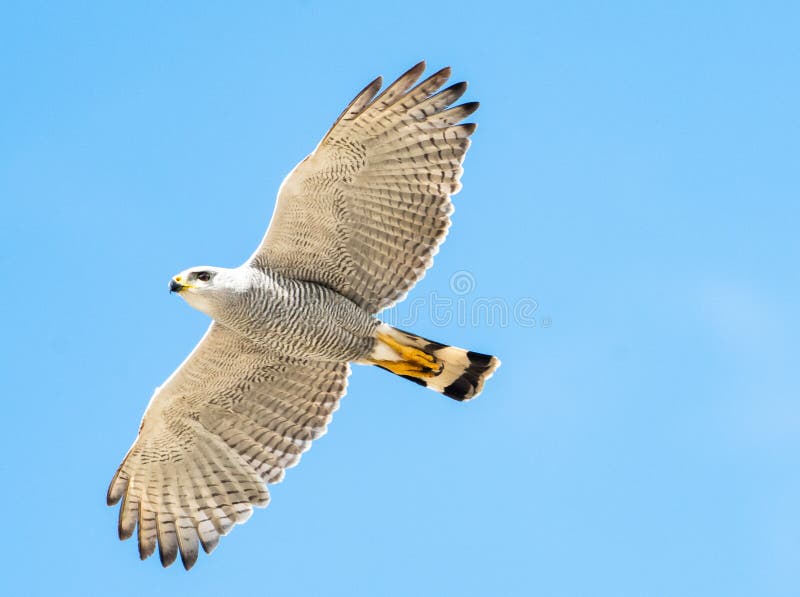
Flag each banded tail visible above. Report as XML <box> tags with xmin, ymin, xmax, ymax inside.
<box><xmin>365</xmin><ymin>324</ymin><xmax>500</xmax><ymax>401</ymax></box>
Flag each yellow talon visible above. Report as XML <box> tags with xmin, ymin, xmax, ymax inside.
<box><xmin>370</xmin><ymin>360</ymin><xmax>440</xmax><ymax>378</ymax></box>
<box><xmin>372</xmin><ymin>333</ymin><xmax>443</xmax><ymax>376</ymax></box>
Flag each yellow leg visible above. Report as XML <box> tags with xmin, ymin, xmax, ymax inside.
<box><xmin>370</xmin><ymin>359</ymin><xmax>437</xmax><ymax>377</ymax></box>
<box><xmin>370</xmin><ymin>333</ymin><xmax>443</xmax><ymax>377</ymax></box>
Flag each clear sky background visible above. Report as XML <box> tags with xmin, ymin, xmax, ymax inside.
<box><xmin>1</xmin><ymin>2</ymin><xmax>798</xmax><ymax>596</ymax></box>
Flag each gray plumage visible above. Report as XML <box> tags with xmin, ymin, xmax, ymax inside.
<box><xmin>251</xmin><ymin>62</ymin><xmax>476</xmax><ymax>313</ymax></box>
<box><xmin>108</xmin><ymin>62</ymin><xmax>500</xmax><ymax>570</ymax></box>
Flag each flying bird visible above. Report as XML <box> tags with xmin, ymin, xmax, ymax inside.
<box><xmin>107</xmin><ymin>62</ymin><xmax>500</xmax><ymax>569</ymax></box>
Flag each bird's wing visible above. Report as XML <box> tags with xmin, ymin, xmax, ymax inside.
<box><xmin>107</xmin><ymin>322</ymin><xmax>349</xmax><ymax>569</ymax></box>
<box><xmin>249</xmin><ymin>61</ymin><xmax>478</xmax><ymax>313</ymax></box>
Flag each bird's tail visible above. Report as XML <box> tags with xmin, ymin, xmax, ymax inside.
<box><xmin>364</xmin><ymin>324</ymin><xmax>500</xmax><ymax>401</ymax></box>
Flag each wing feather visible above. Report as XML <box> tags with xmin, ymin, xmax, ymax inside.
<box><xmin>107</xmin><ymin>323</ymin><xmax>349</xmax><ymax>569</ymax></box>
<box><xmin>250</xmin><ymin>62</ymin><xmax>478</xmax><ymax>313</ymax></box>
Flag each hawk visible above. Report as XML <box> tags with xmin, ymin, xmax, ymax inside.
<box><xmin>107</xmin><ymin>62</ymin><xmax>500</xmax><ymax>569</ymax></box>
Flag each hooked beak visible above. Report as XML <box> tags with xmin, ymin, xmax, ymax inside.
<box><xmin>169</xmin><ymin>278</ymin><xmax>186</xmax><ymax>293</ymax></box>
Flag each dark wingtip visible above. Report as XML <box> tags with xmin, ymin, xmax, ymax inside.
<box><xmin>199</xmin><ymin>534</ymin><xmax>219</xmax><ymax>555</ymax></box>
<box><xmin>407</xmin><ymin>60</ymin><xmax>426</xmax><ymax>75</ymax></box>
<box><xmin>448</xmin><ymin>81</ymin><xmax>468</xmax><ymax>94</ymax></box>
<box><xmin>437</xmin><ymin>65</ymin><xmax>452</xmax><ymax>78</ymax></box>
<box><xmin>181</xmin><ymin>549</ymin><xmax>199</xmax><ymax>571</ymax></box>
<box><xmin>138</xmin><ymin>526</ymin><xmax>156</xmax><ymax>561</ymax></box>
<box><xmin>420</xmin><ymin>65</ymin><xmax>452</xmax><ymax>87</ymax></box>
<box><xmin>117</xmin><ymin>520</ymin><xmax>134</xmax><ymax>541</ymax></box>
<box><xmin>158</xmin><ymin>536</ymin><xmax>178</xmax><ymax>568</ymax></box>
<box><xmin>353</xmin><ymin>75</ymin><xmax>383</xmax><ymax>102</ymax></box>
<box><xmin>459</xmin><ymin>101</ymin><xmax>480</xmax><ymax>118</ymax></box>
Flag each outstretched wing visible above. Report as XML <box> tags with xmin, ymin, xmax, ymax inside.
<box><xmin>107</xmin><ymin>323</ymin><xmax>349</xmax><ymax>569</ymax></box>
<box><xmin>249</xmin><ymin>61</ymin><xmax>478</xmax><ymax>313</ymax></box>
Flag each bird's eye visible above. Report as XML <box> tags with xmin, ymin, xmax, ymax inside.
<box><xmin>196</xmin><ymin>271</ymin><xmax>212</xmax><ymax>282</ymax></box>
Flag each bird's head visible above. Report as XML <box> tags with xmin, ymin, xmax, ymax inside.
<box><xmin>169</xmin><ymin>266</ymin><xmax>248</xmax><ymax>316</ymax></box>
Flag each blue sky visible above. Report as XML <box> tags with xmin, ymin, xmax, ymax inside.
<box><xmin>1</xmin><ymin>2</ymin><xmax>798</xmax><ymax>595</ymax></box>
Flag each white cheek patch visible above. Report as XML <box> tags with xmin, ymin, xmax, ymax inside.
<box><xmin>181</xmin><ymin>291</ymin><xmax>212</xmax><ymax>314</ymax></box>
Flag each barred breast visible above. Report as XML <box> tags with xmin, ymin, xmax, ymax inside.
<box><xmin>214</xmin><ymin>267</ymin><xmax>379</xmax><ymax>361</ymax></box>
